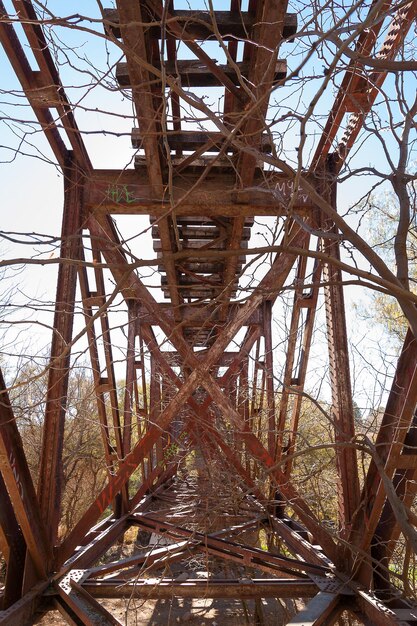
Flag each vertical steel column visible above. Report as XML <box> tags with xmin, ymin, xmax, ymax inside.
<box><xmin>78</xmin><ymin>252</ymin><xmax>116</xmax><ymax>460</ymax></box>
<box><xmin>78</xmin><ymin>240</ymin><xmax>127</xmax><ymax>515</ymax></box>
<box><xmin>236</xmin><ymin>359</ymin><xmax>248</xmax><ymax>467</ymax></box>
<box><xmin>138</xmin><ymin>332</ymin><xmax>149</xmax><ymax>418</ymax></box>
<box><xmin>241</xmin><ymin>358</ymin><xmax>251</xmax><ymax>474</ymax></box>
<box><xmin>0</xmin><ymin>369</ymin><xmax>51</xmax><ymax>577</ymax></box>
<box><xmin>135</xmin><ymin>327</ymin><xmax>148</xmax><ymax>481</ymax></box>
<box><xmin>371</xmin><ymin>413</ymin><xmax>417</xmax><ymax>593</ymax></box>
<box><xmin>159</xmin><ymin>373</ymin><xmax>171</xmax><ymax>467</ymax></box>
<box><xmin>0</xmin><ymin>473</ymin><xmax>26</xmax><ymax>608</ymax></box>
<box><xmin>263</xmin><ymin>302</ymin><xmax>276</xmax><ymax>457</ymax></box>
<box><xmin>276</xmin><ymin>251</ymin><xmax>310</xmax><ymax>461</ymax></box>
<box><xmin>37</xmin><ymin>155</ymin><xmax>83</xmax><ymax>548</ymax></box>
<box><xmin>250</xmin><ymin>336</ymin><xmax>262</xmax><ymax>423</ymax></box>
<box><xmin>282</xmin><ymin>255</ymin><xmax>322</xmax><ymax>479</ymax></box>
<box><xmin>149</xmin><ymin>351</ymin><xmax>161</xmax><ymax>472</ymax></box>
<box><xmin>321</xmin><ymin>154</ymin><xmax>360</xmax><ymax>536</ymax></box>
<box><xmin>123</xmin><ymin>300</ymin><xmax>137</xmax><ymax>459</ymax></box>
<box><xmin>90</xmin><ymin>238</ymin><xmax>125</xmax><ymax>463</ymax></box>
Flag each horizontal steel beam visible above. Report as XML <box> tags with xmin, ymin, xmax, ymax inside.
<box><xmin>83</xmin><ymin>578</ymin><xmax>318</xmax><ymax>599</ymax></box>
<box><xmin>85</xmin><ymin>169</ymin><xmax>314</xmax><ymax>215</ymax></box>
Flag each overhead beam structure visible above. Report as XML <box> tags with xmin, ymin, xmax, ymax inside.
<box><xmin>1</xmin><ymin>0</ymin><xmax>417</xmax><ymax>624</ymax></box>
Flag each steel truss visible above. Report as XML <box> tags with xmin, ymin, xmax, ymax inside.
<box><xmin>1</xmin><ymin>0</ymin><xmax>417</xmax><ymax>624</ymax></box>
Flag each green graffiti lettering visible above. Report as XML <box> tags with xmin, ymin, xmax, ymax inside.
<box><xmin>106</xmin><ymin>184</ymin><xmax>136</xmax><ymax>204</ymax></box>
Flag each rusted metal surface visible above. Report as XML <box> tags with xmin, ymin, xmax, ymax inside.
<box><xmin>77</xmin><ymin>240</ymin><xmax>128</xmax><ymax>512</ymax></box>
<box><xmin>286</xmin><ymin>592</ymin><xmax>341</xmax><ymax>626</ymax></box>
<box><xmin>1</xmin><ymin>1</ymin><xmax>417</xmax><ymax>624</ymax></box>
<box><xmin>279</xmin><ymin>246</ymin><xmax>322</xmax><ymax>475</ymax></box>
<box><xmin>50</xmin><ymin>214</ymin><xmax>340</xmax><ymax>567</ymax></box>
<box><xmin>320</xmin><ymin>157</ymin><xmax>360</xmax><ymax>538</ymax></box>
<box><xmin>84</xmin><ymin>578</ymin><xmax>318</xmax><ymax>599</ymax></box>
<box><xmin>0</xmin><ymin>0</ymin><xmax>68</xmax><ymax>167</ymax></box>
<box><xmin>0</xmin><ymin>581</ymin><xmax>49</xmax><ymax>626</ymax></box>
<box><xmin>351</xmin><ymin>329</ymin><xmax>417</xmax><ymax>585</ymax></box>
<box><xmin>0</xmin><ymin>369</ymin><xmax>51</xmax><ymax>578</ymax></box>
<box><xmin>56</xmin><ymin>576</ymin><xmax>122</xmax><ymax>625</ymax></box>
<box><xmin>130</xmin><ymin>513</ymin><xmax>330</xmax><ymax>577</ymax></box>
<box><xmin>0</xmin><ymin>473</ymin><xmax>26</xmax><ymax>607</ymax></box>
<box><xmin>37</xmin><ymin>158</ymin><xmax>84</xmax><ymax>549</ymax></box>
<box><xmin>85</xmin><ymin>168</ymin><xmax>314</xmax><ymax>214</ymax></box>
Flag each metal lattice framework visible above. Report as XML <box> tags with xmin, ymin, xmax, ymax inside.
<box><xmin>1</xmin><ymin>0</ymin><xmax>417</xmax><ymax>624</ymax></box>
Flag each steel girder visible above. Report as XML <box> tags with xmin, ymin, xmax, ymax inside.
<box><xmin>1</xmin><ymin>1</ymin><xmax>417</xmax><ymax>624</ymax></box>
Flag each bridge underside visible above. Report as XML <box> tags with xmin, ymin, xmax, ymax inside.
<box><xmin>1</xmin><ymin>1</ymin><xmax>417</xmax><ymax>624</ymax></box>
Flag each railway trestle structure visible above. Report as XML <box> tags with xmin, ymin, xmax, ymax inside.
<box><xmin>1</xmin><ymin>0</ymin><xmax>417</xmax><ymax>624</ymax></box>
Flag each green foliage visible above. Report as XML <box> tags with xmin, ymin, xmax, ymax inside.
<box><xmin>11</xmin><ymin>363</ymin><xmax>108</xmax><ymax>537</ymax></box>
<box><xmin>365</xmin><ymin>187</ymin><xmax>417</xmax><ymax>342</ymax></box>
<box><xmin>285</xmin><ymin>397</ymin><xmax>339</xmax><ymax>524</ymax></box>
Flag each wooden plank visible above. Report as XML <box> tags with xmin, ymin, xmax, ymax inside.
<box><xmin>154</xmin><ymin>225</ymin><xmax>251</xmax><ymax>241</ymax></box>
<box><xmin>132</xmin><ymin>128</ymin><xmax>274</xmax><ymax>153</ymax></box>
<box><xmin>125</xmin><ymin>2</ymin><xmax>245</xmax><ymax>102</ymax></box>
<box><xmin>135</xmin><ymin>303</ymin><xmax>262</xmax><ymax>326</ymax></box>
<box><xmin>153</xmin><ymin>240</ymin><xmax>248</xmax><ymax>252</ymax></box>
<box><xmin>118</xmin><ymin>59</ymin><xmax>286</xmax><ymax>88</ymax></box>
<box><xmin>104</xmin><ymin>8</ymin><xmax>297</xmax><ymax>41</ymax></box>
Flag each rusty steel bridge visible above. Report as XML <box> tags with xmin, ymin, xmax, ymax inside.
<box><xmin>1</xmin><ymin>0</ymin><xmax>417</xmax><ymax>624</ymax></box>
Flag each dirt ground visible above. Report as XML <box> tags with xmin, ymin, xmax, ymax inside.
<box><xmin>34</xmin><ymin>596</ymin><xmax>298</xmax><ymax>625</ymax></box>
